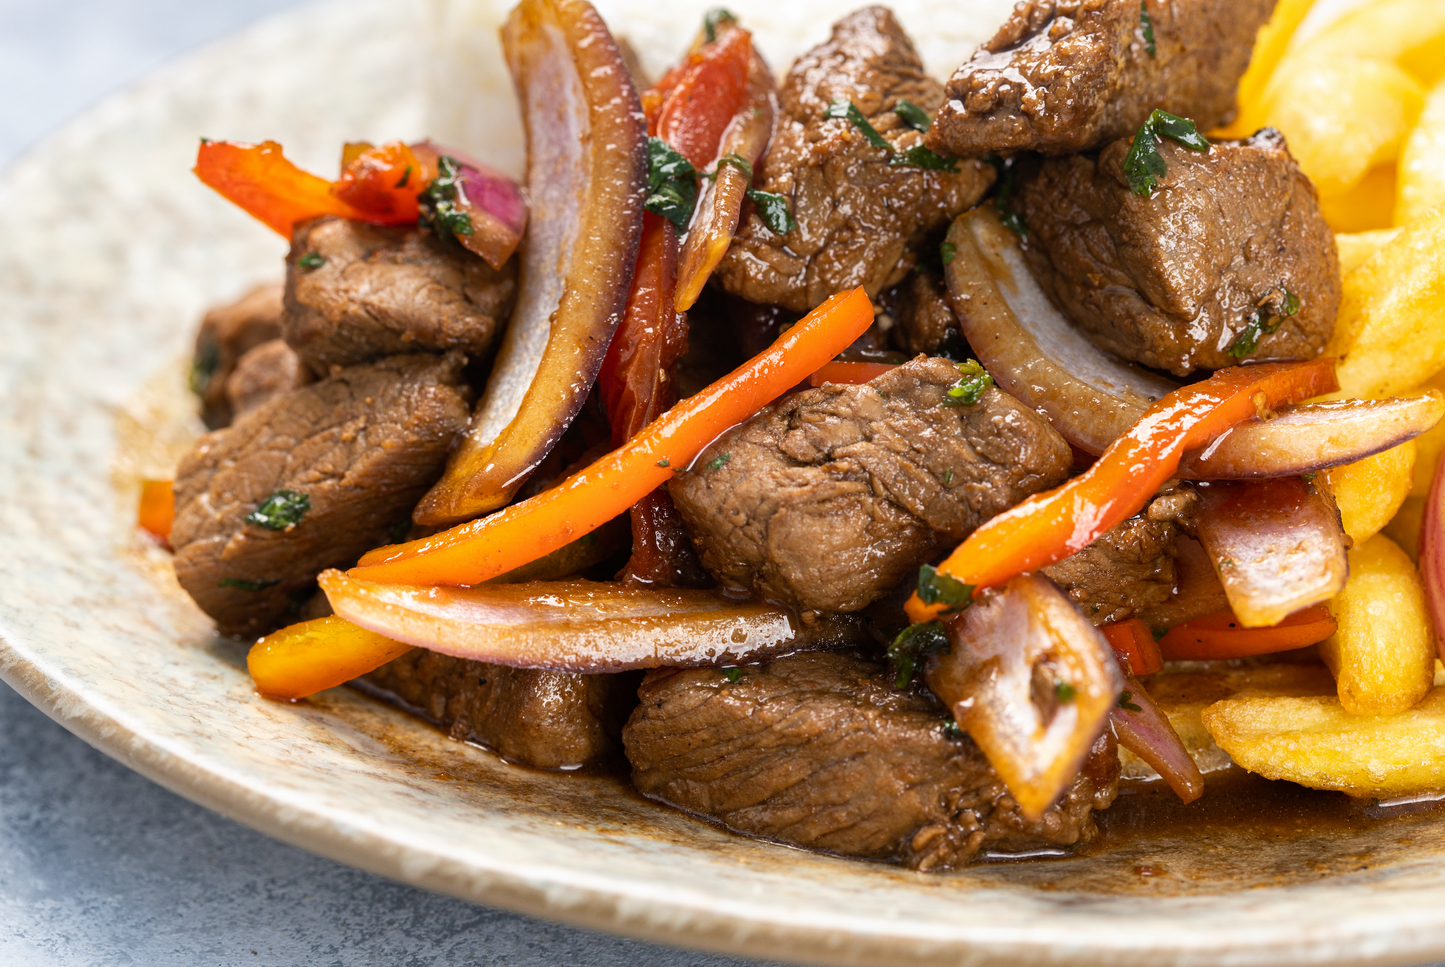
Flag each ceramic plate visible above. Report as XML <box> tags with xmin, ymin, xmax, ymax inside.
<box><xmin>3</xmin><ymin>1</ymin><xmax>1441</xmax><ymax>965</ymax></box>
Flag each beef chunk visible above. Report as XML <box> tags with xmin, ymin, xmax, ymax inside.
<box><xmin>283</xmin><ymin>216</ymin><xmax>516</xmax><ymax>375</ymax></box>
<box><xmin>714</xmin><ymin>7</ymin><xmax>991</xmax><ymax>312</ymax></box>
<box><xmin>668</xmin><ymin>357</ymin><xmax>1071</xmax><ymax>613</ymax></box>
<box><xmin>1042</xmin><ymin>485</ymin><xmax>1199</xmax><ymax>625</ymax></box>
<box><xmin>623</xmin><ymin>651</ymin><xmax>1119</xmax><ymax>870</ymax></box>
<box><xmin>1015</xmin><ymin>128</ymin><xmax>1339</xmax><ymax>375</ymax></box>
<box><xmin>225</xmin><ymin>339</ymin><xmax>313</xmax><ymax>419</ymax></box>
<box><xmin>172</xmin><ymin>353</ymin><xmax>472</xmax><ymax>637</ymax></box>
<box><xmin>892</xmin><ymin>270</ymin><xmax>958</xmax><ymax>355</ymax></box>
<box><xmin>361</xmin><ymin>651</ymin><xmax>640</xmax><ymax>770</ymax></box>
<box><xmin>928</xmin><ymin>0</ymin><xmax>1275</xmax><ymax>158</ymax></box>
<box><xmin>192</xmin><ymin>282</ymin><xmax>284</xmax><ymax>429</ymax></box>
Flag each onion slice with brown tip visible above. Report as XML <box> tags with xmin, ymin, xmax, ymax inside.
<box><xmin>320</xmin><ymin>570</ymin><xmax>861</xmax><ymax>673</ymax></box>
<box><xmin>1110</xmin><ymin>670</ymin><xmax>1205</xmax><ymax>804</ymax></box>
<box><xmin>414</xmin><ymin>0</ymin><xmax>647</xmax><ymax>526</ymax></box>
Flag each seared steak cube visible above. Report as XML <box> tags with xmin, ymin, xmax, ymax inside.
<box><xmin>283</xmin><ymin>216</ymin><xmax>516</xmax><ymax>374</ymax></box>
<box><xmin>1015</xmin><ymin>128</ymin><xmax>1339</xmax><ymax>375</ymax></box>
<box><xmin>224</xmin><ymin>338</ymin><xmax>313</xmax><ymax>419</ymax></box>
<box><xmin>668</xmin><ymin>356</ymin><xmax>1071</xmax><ymax>613</ymax></box>
<box><xmin>715</xmin><ymin>7</ymin><xmax>991</xmax><ymax>312</ymax></box>
<box><xmin>191</xmin><ymin>282</ymin><xmax>284</xmax><ymax>429</ymax></box>
<box><xmin>927</xmin><ymin>0</ymin><xmax>1275</xmax><ymax>157</ymax></box>
<box><xmin>623</xmin><ymin>651</ymin><xmax>1119</xmax><ymax>870</ymax></box>
<box><xmin>172</xmin><ymin>353</ymin><xmax>471</xmax><ymax>637</ymax></box>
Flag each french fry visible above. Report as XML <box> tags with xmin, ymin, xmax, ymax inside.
<box><xmin>1202</xmin><ymin>688</ymin><xmax>1445</xmax><ymax>798</ymax></box>
<box><xmin>1335</xmin><ymin>227</ymin><xmax>1402</xmax><ymax>277</ymax></box>
<box><xmin>1319</xmin><ymin>165</ymin><xmax>1397</xmax><ymax>234</ymax></box>
<box><xmin>1300</xmin><ymin>0</ymin><xmax>1445</xmax><ymax>87</ymax></box>
<box><xmin>1384</xmin><ymin>494</ymin><xmax>1427</xmax><ymax>561</ymax></box>
<box><xmin>1321</xmin><ymin>440</ymin><xmax>1415</xmax><ymax>544</ymax></box>
<box><xmin>1258</xmin><ymin>56</ymin><xmax>1424</xmax><ymax>200</ymax></box>
<box><xmin>1329</xmin><ymin>205</ymin><xmax>1445</xmax><ymax>398</ymax></box>
<box><xmin>1396</xmin><ymin>78</ymin><xmax>1445</xmax><ymax>226</ymax></box>
<box><xmin>1410</xmin><ymin>371</ymin><xmax>1445</xmax><ymax>496</ymax></box>
<box><xmin>1217</xmin><ymin>0</ymin><xmax>1318</xmax><ymax>138</ymax></box>
<box><xmin>1318</xmin><ymin>533</ymin><xmax>1435</xmax><ymax>714</ymax></box>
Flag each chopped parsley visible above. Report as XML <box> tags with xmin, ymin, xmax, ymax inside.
<box><xmin>1055</xmin><ymin>680</ymin><xmax>1078</xmax><ymax>703</ymax></box>
<box><xmin>940</xmin><ymin>241</ymin><xmax>957</xmax><ymax>265</ymax></box>
<box><xmin>703</xmin><ymin>7</ymin><xmax>737</xmax><ymax>42</ymax></box>
<box><xmin>1117</xmin><ymin>690</ymin><xmax>1143</xmax><ymax>713</ymax></box>
<box><xmin>943</xmin><ymin>469</ymin><xmax>954</xmax><ymax>485</ymax></box>
<box><xmin>722</xmin><ymin>666</ymin><xmax>743</xmax><ymax>683</ymax></box>
<box><xmin>297</xmin><ymin>251</ymin><xmax>326</xmax><ymax>270</ymax></box>
<box><xmin>916</xmin><ymin>564</ymin><xmax>974</xmax><ymax>614</ymax></box>
<box><xmin>244</xmin><ymin>489</ymin><xmax>310</xmax><ymax>530</ymax></box>
<box><xmin>190</xmin><ymin>338</ymin><xmax>219</xmax><ymax>395</ymax></box>
<box><xmin>710</xmin><ymin>153</ymin><xmax>753</xmax><ymax>182</ymax></box>
<box><xmin>1302</xmin><ymin>470</ymin><xmax>1317</xmax><ymax>483</ymax></box>
<box><xmin>656</xmin><ymin>457</ymin><xmax>671</xmax><ymax>468</ymax></box>
<box><xmin>1123</xmin><ymin>109</ymin><xmax>1210</xmax><ymax>197</ymax></box>
<box><xmin>746</xmin><ymin>189</ymin><xmax>796</xmax><ymax>235</ymax></box>
<box><xmin>394</xmin><ymin>165</ymin><xmax>413</xmax><ymax>189</ymax></box>
<box><xmin>704</xmin><ymin>452</ymin><xmax>733</xmax><ymax>471</ymax></box>
<box><xmin>419</xmin><ymin>155</ymin><xmax>476</xmax><ymax>240</ymax></box>
<box><xmin>825</xmin><ymin>98</ymin><xmax>891</xmax><ymax>150</ymax></box>
<box><xmin>893</xmin><ymin>99</ymin><xmax>932</xmax><ymax>132</ymax></box>
<box><xmin>888</xmin><ymin>620</ymin><xmax>950</xmax><ymax>688</ymax></box>
<box><xmin>984</xmin><ymin>154</ymin><xmax>1028</xmax><ymax>236</ymax></box>
<box><xmin>890</xmin><ymin>146</ymin><xmax>959</xmax><ymax>173</ymax></box>
<box><xmin>1228</xmin><ymin>289</ymin><xmax>1301</xmax><ymax>358</ymax></box>
<box><xmin>645</xmin><ymin>137</ymin><xmax>700</xmax><ymax>231</ymax></box>
<box><xmin>941</xmin><ymin>359</ymin><xmax>993</xmax><ymax>407</ymax></box>
<box><xmin>940</xmin><ymin>717</ymin><xmax>965</xmax><ymax>740</ymax></box>
<box><xmin>1140</xmin><ymin>2</ymin><xmax>1156</xmax><ymax>56</ymax></box>
<box><xmin>219</xmin><ymin>577</ymin><xmax>279</xmax><ymax>592</ymax></box>
<box><xmin>579</xmin><ymin>532</ymin><xmax>598</xmax><ymax>547</ymax></box>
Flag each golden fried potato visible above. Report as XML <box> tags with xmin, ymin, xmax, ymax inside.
<box><xmin>1319</xmin><ymin>166</ymin><xmax>1397</xmax><ymax>234</ymax></box>
<box><xmin>1219</xmin><ymin>0</ymin><xmax>1319</xmax><ymax>137</ymax></box>
<box><xmin>1260</xmin><ymin>56</ymin><xmax>1424</xmax><ymax>199</ymax></box>
<box><xmin>1318</xmin><ymin>533</ymin><xmax>1435</xmax><ymax>714</ymax></box>
<box><xmin>1302</xmin><ymin>0</ymin><xmax>1445</xmax><ymax>87</ymax></box>
<box><xmin>1201</xmin><ymin>688</ymin><xmax>1445</xmax><ymax>798</ymax></box>
<box><xmin>1383</xmin><ymin>494</ymin><xmax>1427</xmax><ymax>561</ymax></box>
<box><xmin>1322</xmin><ymin>440</ymin><xmax>1415</xmax><ymax>544</ymax></box>
<box><xmin>1397</xmin><ymin>79</ymin><xmax>1445</xmax><ymax>225</ymax></box>
<box><xmin>1330</xmin><ymin>206</ymin><xmax>1445</xmax><ymax>397</ymax></box>
<box><xmin>1410</xmin><ymin>372</ymin><xmax>1445</xmax><ymax>496</ymax></box>
<box><xmin>1335</xmin><ymin>228</ymin><xmax>1403</xmax><ymax>277</ymax></box>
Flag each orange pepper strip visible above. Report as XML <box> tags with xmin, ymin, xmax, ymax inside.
<box><xmin>807</xmin><ymin>361</ymin><xmax>899</xmax><ymax>387</ymax></box>
<box><xmin>194</xmin><ymin>140</ymin><xmax>366</xmax><ymax>238</ymax></box>
<box><xmin>330</xmin><ymin>141</ymin><xmax>432</xmax><ymax>225</ymax></box>
<box><xmin>1157</xmin><ymin>604</ymin><xmax>1336</xmax><ymax>661</ymax></box>
<box><xmin>1101</xmin><ymin>618</ymin><xmax>1163</xmax><ymax>676</ymax></box>
<box><xmin>137</xmin><ymin>479</ymin><xmax>174</xmax><ymax>545</ymax></box>
<box><xmin>248</xmin><ymin>616</ymin><xmax>413</xmax><ymax>701</ymax></box>
<box><xmin>351</xmin><ymin>287</ymin><xmax>876</xmax><ymax>586</ymax></box>
<box><xmin>905</xmin><ymin>359</ymin><xmax>1339</xmax><ymax>624</ymax></box>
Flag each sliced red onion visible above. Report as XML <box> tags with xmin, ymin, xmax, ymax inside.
<box><xmin>1420</xmin><ymin>449</ymin><xmax>1445</xmax><ymax>660</ymax></box>
<box><xmin>319</xmin><ymin>569</ymin><xmax>860</xmax><ymax>673</ymax></box>
<box><xmin>411</xmin><ymin>140</ymin><xmax>529</xmax><ymax>269</ymax></box>
<box><xmin>1110</xmin><ymin>669</ymin><xmax>1205</xmax><ymax>804</ymax></box>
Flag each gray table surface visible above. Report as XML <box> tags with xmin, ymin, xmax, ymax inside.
<box><xmin>0</xmin><ymin>1</ymin><xmax>777</xmax><ymax>964</ymax></box>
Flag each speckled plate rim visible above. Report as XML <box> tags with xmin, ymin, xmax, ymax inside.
<box><xmin>5</xmin><ymin>2</ymin><xmax>1445</xmax><ymax>966</ymax></box>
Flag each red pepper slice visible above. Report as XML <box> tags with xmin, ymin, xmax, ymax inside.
<box><xmin>1156</xmin><ymin>604</ymin><xmax>1336</xmax><ymax>660</ymax></box>
<box><xmin>1101</xmin><ymin>618</ymin><xmax>1163</xmax><ymax>676</ymax></box>
<box><xmin>330</xmin><ymin>141</ymin><xmax>433</xmax><ymax>225</ymax></box>
<box><xmin>905</xmin><ymin>359</ymin><xmax>1340</xmax><ymax>624</ymax></box>
<box><xmin>194</xmin><ymin>140</ymin><xmax>364</xmax><ymax>238</ymax></box>
<box><xmin>646</xmin><ymin>27</ymin><xmax>752</xmax><ymax>167</ymax></box>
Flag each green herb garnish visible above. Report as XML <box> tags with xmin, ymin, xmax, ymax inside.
<box><xmin>703</xmin><ymin>7</ymin><xmax>737</xmax><ymax>42</ymax></box>
<box><xmin>940</xmin><ymin>241</ymin><xmax>957</xmax><ymax>265</ymax></box>
<box><xmin>190</xmin><ymin>338</ymin><xmax>219</xmax><ymax>395</ymax></box>
<box><xmin>419</xmin><ymin>155</ymin><xmax>476</xmax><ymax>239</ymax></box>
<box><xmin>219</xmin><ymin>577</ymin><xmax>280</xmax><ymax>592</ymax></box>
<box><xmin>984</xmin><ymin>154</ymin><xmax>1028</xmax><ymax>236</ymax></box>
<box><xmin>710</xmin><ymin>153</ymin><xmax>753</xmax><ymax>182</ymax></box>
<box><xmin>704</xmin><ymin>452</ymin><xmax>733</xmax><ymax>471</ymax></box>
<box><xmin>656</xmin><ymin>457</ymin><xmax>671</xmax><ymax>468</ymax></box>
<box><xmin>1055</xmin><ymin>680</ymin><xmax>1078</xmax><ymax>703</ymax></box>
<box><xmin>1117</xmin><ymin>690</ymin><xmax>1143</xmax><ymax>713</ymax></box>
<box><xmin>244</xmin><ymin>489</ymin><xmax>310</xmax><ymax>530</ymax></box>
<box><xmin>941</xmin><ymin>718</ymin><xmax>965</xmax><ymax>739</ymax></box>
<box><xmin>1228</xmin><ymin>289</ymin><xmax>1301</xmax><ymax>358</ymax></box>
<box><xmin>888</xmin><ymin>620</ymin><xmax>950</xmax><ymax>688</ymax></box>
<box><xmin>825</xmin><ymin>98</ymin><xmax>891</xmax><ymax>150</ymax></box>
<box><xmin>644</xmin><ymin>137</ymin><xmax>699</xmax><ymax>231</ymax></box>
<box><xmin>1123</xmin><ymin>109</ymin><xmax>1210</xmax><ymax>197</ymax></box>
<box><xmin>941</xmin><ymin>359</ymin><xmax>993</xmax><ymax>407</ymax></box>
<box><xmin>943</xmin><ymin>469</ymin><xmax>953</xmax><ymax>485</ymax></box>
<box><xmin>890</xmin><ymin>145</ymin><xmax>960</xmax><ymax>172</ymax></box>
<box><xmin>1302</xmin><ymin>470</ymin><xmax>1317</xmax><ymax>483</ymax></box>
<box><xmin>1140</xmin><ymin>2</ymin><xmax>1156</xmax><ymax>56</ymax></box>
<box><xmin>297</xmin><ymin>251</ymin><xmax>326</xmax><ymax>270</ymax></box>
<box><xmin>746</xmin><ymin>189</ymin><xmax>796</xmax><ymax>235</ymax></box>
<box><xmin>388</xmin><ymin>516</ymin><xmax>413</xmax><ymax>545</ymax></box>
<box><xmin>394</xmin><ymin>165</ymin><xmax>413</xmax><ymax>189</ymax></box>
<box><xmin>916</xmin><ymin>563</ymin><xmax>975</xmax><ymax>614</ymax></box>
<box><xmin>893</xmin><ymin>99</ymin><xmax>932</xmax><ymax>132</ymax></box>
<box><xmin>722</xmin><ymin>666</ymin><xmax>743</xmax><ymax>683</ymax></box>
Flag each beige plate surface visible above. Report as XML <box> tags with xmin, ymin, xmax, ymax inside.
<box><xmin>3</xmin><ymin>1</ymin><xmax>1442</xmax><ymax>965</ymax></box>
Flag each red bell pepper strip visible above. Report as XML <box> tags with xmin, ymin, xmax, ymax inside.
<box><xmin>1101</xmin><ymin>618</ymin><xmax>1164</xmax><ymax>676</ymax></box>
<box><xmin>905</xmin><ymin>359</ymin><xmax>1340</xmax><ymax>624</ymax></box>
<box><xmin>330</xmin><ymin>141</ymin><xmax>433</xmax><ymax>224</ymax></box>
<box><xmin>194</xmin><ymin>140</ymin><xmax>365</xmax><ymax>238</ymax></box>
<box><xmin>349</xmin><ymin>287</ymin><xmax>876</xmax><ymax>587</ymax></box>
<box><xmin>1156</xmin><ymin>604</ymin><xmax>1336</xmax><ymax>660</ymax></box>
<box><xmin>645</xmin><ymin>26</ymin><xmax>752</xmax><ymax>166</ymax></box>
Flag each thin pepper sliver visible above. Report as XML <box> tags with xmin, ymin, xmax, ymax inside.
<box><xmin>194</xmin><ymin>140</ymin><xmax>365</xmax><ymax>238</ymax></box>
<box><xmin>1156</xmin><ymin>603</ymin><xmax>1336</xmax><ymax>660</ymax></box>
<box><xmin>905</xmin><ymin>358</ymin><xmax>1340</xmax><ymax>624</ymax></box>
<box><xmin>349</xmin><ymin>286</ymin><xmax>876</xmax><ymax>587</ymax></box>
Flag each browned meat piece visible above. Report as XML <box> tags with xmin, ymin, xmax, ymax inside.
<box><xmin>224</xmin><ymin>339</ymin><xmax>313</xmax><ymax>419</ymax></box>
<box><xmin>172</xmin><ymin>353</ymin><xmax>472</xmax><ymax>638</ymax></box>
<box><xmin>927</xmin><ymin>0</ymin><xmax>1275</xmax><ymax>158</ymax></box>
<box><xmin>668</xmin><ymin>357</ymin><xmax>1071</xmax><ymax>613</ymax></box>
<box><xmin>1015</xmin><ymin>129</ymin><xmax>1340</xmax><ymax>375</ymax></box>
<box><xmin>714</xmin><ymin>7</ymin><xmax>992</xmax><ymax>312</ymax></box>
<box><xmin>192</xmin><ymin>282</ymin><xmax>284</xmax><ymax>429</ymax></box>
<box><xmin>283</xmin><ymin>216</ymin><xmax>517</xmax><ymax>375</ymax></box>
<box><xmin>362</xmin><ymin>651</ymin><xmax>640</xmax><ymax>770</ymax></box>
<box><xmin>892</xmin><ymin>270</ymin><xmax>958</xmax><ymax>355</ymax></box>
<box><xmin>623</xmin><ymin>651</ymin><xmax>1119</xmax><ymax>870</ymax></box>
<box><xmin>1043</xmin><ymin>486</ymin><xmax>1199</xmax><ymax>625</ymax></box>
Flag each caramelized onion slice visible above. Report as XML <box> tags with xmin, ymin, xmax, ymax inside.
<box><xmin>1195</xmin><ymin>477</ymin><xmax>1350</xmax><ymax>628</ymax></box>
<box><xmin>925</xmin><ymin>574</ymin><xmax>1124</xmax><ymax>821</ymax></box>
<box><xmin>1110</xmin><ymin>670</ymin><xmax>1205</xmax><ymax>804</ymax></box>
<box><xmin>1180</xmin><ymin>393</ymin><xmax>1445</xmax><ymax>479</ymax></box>
<box><xmin>415</xmin><ymin>0</ymin><xmax>647</xmax><ymax>526</ymax></box>
<box><xmin>320</xmin><ymin>570</ymin><xmax>858</xmax><ymax>673</ymax></box>
<box><xmin>1420</xmin><ymin>450</ymin><xmax>1445</xmax><ymax>659</ymax></box>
